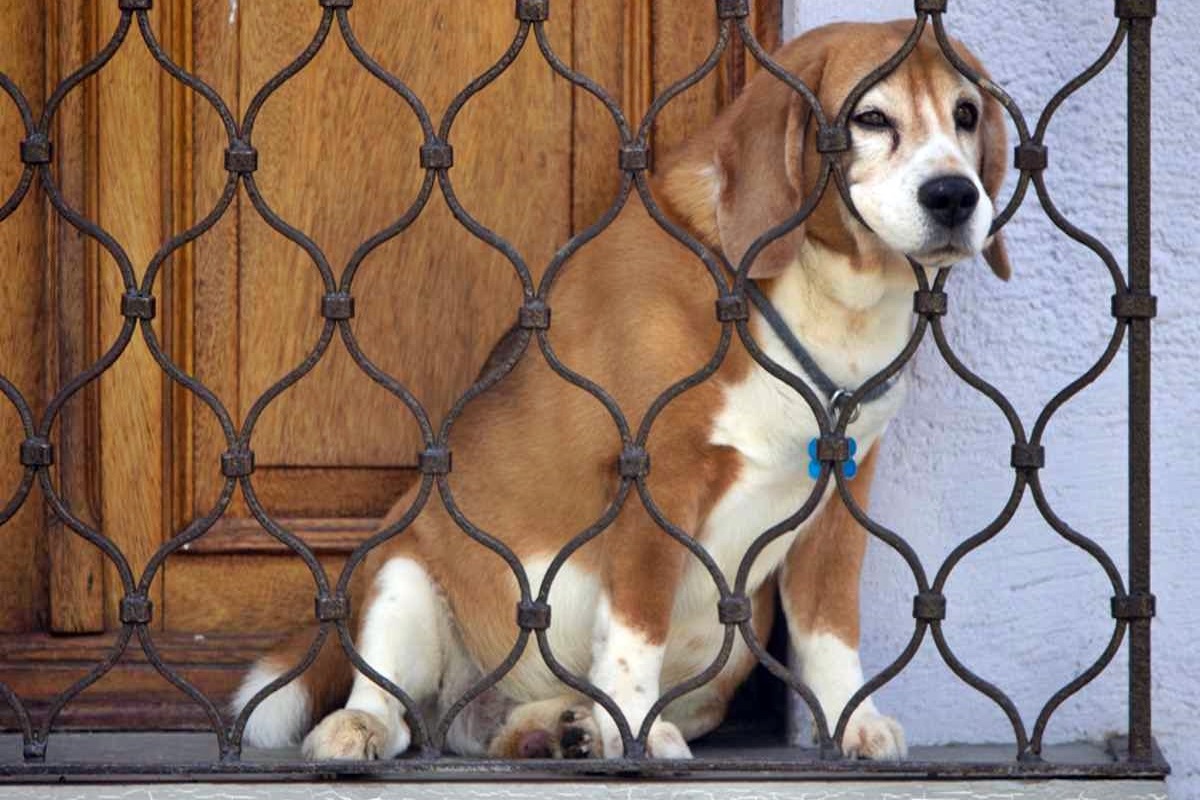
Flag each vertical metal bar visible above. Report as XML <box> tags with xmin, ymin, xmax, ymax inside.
<box><xmin>1126</xmin><ymin>2</ymin><xmax>1154</xmax><ymax>763</ymax></box>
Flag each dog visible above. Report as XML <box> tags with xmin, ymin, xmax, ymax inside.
<box><xmin>234</xmin><ymin>20</ymin><xmax>1010</xmax><ymax>762</ymax></box>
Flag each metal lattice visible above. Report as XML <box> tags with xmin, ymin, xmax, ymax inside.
<box><xmin>0</xmin><ymin>0</ymin><xmax>1161</xmax><ymax>781</ymax></box>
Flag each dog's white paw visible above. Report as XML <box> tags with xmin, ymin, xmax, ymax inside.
<box><xmin>301</xmin><ymin>709</ymin><xmax>407</xmax><ymax>760</ymax></box>
<box><xmin>646</xmin><ymin>720</ymin><xmax>692</xmax><ymax>758</ymax></box>
<box><xmin>841</xmin><ymin>710</ymin><xmax>906</xmax><ymax>760</ymax></box>
<box><xmin>598</xmin><ymin>712</ymin><xmax>692</xmax><ymax>759</ymax></box>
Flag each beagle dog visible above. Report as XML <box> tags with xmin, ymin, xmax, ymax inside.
<box><xmin>235</xmin><ymin>20</ymin><xmax>1009</xmax><ymax>762</ymax></box>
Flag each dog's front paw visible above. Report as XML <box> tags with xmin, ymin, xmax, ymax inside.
<box><xmin>841</xmin><ymin>710</ymin><xmax>906</xmax><ymax>760</ymax></box>
<box><xmin>302</xmin><ymin>709</ymin><xmax>406</xmax><ymax>760</ymax></box>
<box><xmin>488</xmin><ymin>700</ymin><xmax>602</xmax><ymax>759</ymax></box>
<box><xmin>558</xmin><ymin>705</ymin><xmax>602</xmax><ymax>758</ymax></box>
<box><xmin>646</xmin><ymin>720</ymin><xmax>692</xmax><ymax>758</ymax></box>
<box><xmin>597</xmin><ymin>713</ymin><xmax>692</xmax><ymax>759</ymax></box>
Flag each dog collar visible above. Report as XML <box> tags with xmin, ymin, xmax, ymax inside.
<box><xmin>746</xmin><ymin>280</ymin><xmax>902</xmax><ymax>481</ymax></box>
<box><xmin>745</xmin><ymin>279</ymin><xmax>901</xmax><ymax>422</ymax></box>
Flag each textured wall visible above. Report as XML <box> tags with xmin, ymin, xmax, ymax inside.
<box><xmin>783</xmin><ymin>1</ymin><xmax>1199</xmax><ymax>796</ymax></box>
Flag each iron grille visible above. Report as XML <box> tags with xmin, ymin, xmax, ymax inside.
<box><xmin>0</xmin><ymin>0</ymin><xmax>1164</xmax><ymax>782</ymax></box>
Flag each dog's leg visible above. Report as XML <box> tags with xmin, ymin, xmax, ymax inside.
<box><xmin>587</xmin><ymin>475</ymin><xmax>700</xmax><ymax>760</ymax></box>
<box><xmin>661</xmin><ymin>580</ymin><xmax>777</xmax><ymax>742</ymax></box>
<box><xmin>779</xmin><ymin>446</ymin><xmax>906</xmax><ymax>760</ymax></box>
<box><xmin>303</xmin><ymin>557</ymin><xmax>449</xmax><ymax>760</ymax></box>
<box><xmin>590</xmin><ymin>594</ymin><xmax>690</xmax><ymax>759</ymax></box>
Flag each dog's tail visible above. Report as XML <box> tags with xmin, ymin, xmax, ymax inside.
<box><xmin>233</xmin><ymin>626</ymin><xmax>355</xmax><ymax>749</ymax></box>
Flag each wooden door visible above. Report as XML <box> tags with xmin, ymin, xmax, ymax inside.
<box><xmin>0</xmin><ymin>0</ymin><xmax>780</xmax><ymax>730</ymax></box>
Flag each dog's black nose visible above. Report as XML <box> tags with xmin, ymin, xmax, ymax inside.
<box><xmin>918</xmin><ymin>176</ymin><xmax>980</xmax><ymax>228</ymax></box>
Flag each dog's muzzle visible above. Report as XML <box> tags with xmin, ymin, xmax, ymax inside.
<box><xmin>918</xmin><ymin>175</ymin><xmax>980</xmax><ymax>229</ymax></box>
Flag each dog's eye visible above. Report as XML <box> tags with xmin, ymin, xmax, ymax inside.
<box><xmin>955</xmin><ymin>101</ymin><xmax>980</xmax><ymax>131</ymax></box>
<box><xmin>852</xmin><ymin>110</ymin><xmax>892</xmax><ymax>129</ymax></box>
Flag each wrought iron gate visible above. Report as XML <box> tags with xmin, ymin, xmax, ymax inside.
<box><xmin>0</xmin><ymin>0</ymin><xmax>1165</xmax><ymax>782</ymax></box>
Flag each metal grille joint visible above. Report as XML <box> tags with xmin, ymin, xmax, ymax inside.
<box><xmin>19</xmin><ymin>438</ymin><xmax>53</xmax><ymax>468</ymax></box>
<box><xmin>221</xmin><ymin>449</ymin><xmax>256</xmax><ymax>478</ymax></box>
<box><xmin>119</xmin><ymin>595</ymin><xmax>153</xmax><ymax>625</ymax></box>
<box><xmin>618</xmin><ymin>445</ymin><xmax>650</xmax><ymax>478</ymax></box>
<box><xmin>315</xmin><ymin>594</ymin><xmax>350</xmax><ymax>622</ymax></box>
<box><xmin>19</xmin><ymin>135</ymin><xmax>51</xmax><ymax>165</ymax></box>
<box><xmin>517</xmin><ymin>600</ymin><xmax>552</xmax><ymax>630</ymax></box>
<box><xmin>321</xmin><ymin>293</ymin><xmax>356</xmax><ymax>320</ymax></box>
<box><xmin>419</xmin><ymin>447</ymin><xmax>452</xmax><ymax>476</ymax></box>
<box><xmin>1112</xmin><ymin>592</ymin><xmax>1156</xmax><ymax>620</ymax></box>
<box><xmin>519</xmin><ymin>299</ymin><xmax>551</xmax><ymax>330</ymax></box>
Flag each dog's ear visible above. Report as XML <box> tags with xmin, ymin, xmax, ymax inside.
<box><xmin>714</xmin><ymin>50</ymin><xmax>826</xmax><ymax>279</ymax></box>
<box><xmin>974</xmin><ymin>71</ymin><xmax>1012</xmax><ymax>281</ymax></box>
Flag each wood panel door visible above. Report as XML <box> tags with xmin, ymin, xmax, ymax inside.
<box><xmin>0</xmin><ymin>0</ymin><xmax>780</xmax><ymax>729</ymax></box>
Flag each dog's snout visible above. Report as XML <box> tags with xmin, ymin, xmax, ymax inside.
<box><xmin>918</xmin><ymin>176</ymin><xmax>980</xmax><ymax>228</ymax></box>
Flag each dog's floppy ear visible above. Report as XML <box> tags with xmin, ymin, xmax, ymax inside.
<box><xmin>714</xmin><ymin>49</ymin><xmax>827</xmax><ymax>279</ymax></box>
<box><xmin>975</xmin><ymin>73</ymin><xmax>1012</xmax><ymax>280</ymax></box>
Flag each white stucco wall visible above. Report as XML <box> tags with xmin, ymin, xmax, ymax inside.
<box><xmin>784</xmin><ymin>1</ymin><xmax>1198</xmax><ymax>796</ymax></box>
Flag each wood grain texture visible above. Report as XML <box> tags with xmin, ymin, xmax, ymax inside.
<box><xmin>1</xmin><ymin>632</ymin><xmax>277</xmax><ymax>664</ymax></box>
<box><xmin>164</xmin><ymin>0</ymin><xmax>197</xmax><ymax>552</ymax></box>
<box><xmin>719</xmin><ymin>0</ymin><xmax>783</xmax><ymax>107</ymax></box>
<box><xmin>757</xmin><ymin>0</ymin><xmax>784</xmax><ymax>55</ymax></box>
<box><xmin>0</xmin><ymin>632</ymin><xmax>284</xmax><ymax>731</ymax></box>
<box><xmin>205</xmin><ymin>465</ymin><xmax>415</xmax><ymax>519</ymax></box>
<box><xmin>190</xmin><ymin>0</ymin><xmax>243</xmax><ymax>521</ymax></box>
<box><xmin>623</xmin><ymin>0</ymin><xmax>654</xmax><ymax>132</ymax></box>
<box><xmin>572</xmin><ymin>0</ymin><xmax>624</xmax><ymax>233</ymax></box>
<box><xmin>95</xmin><ymin>0</ymin><xmax>167</xmax><ymax>629</ymax></box>
<box><xmin>652</xmin><ymin>1</ymin><xmax>722</xmax><ymax>160</ymax></box>
<box><xmin>235</xmin><ymin>0</ymin><xmax>573</xmax><ymax>468</ymax></box>
<box><xmin>0</xmin><ymin>0</ymin><xmax>47</xmax><ymax>634</ymax></box>
<box><xmin>178</xmin><ymin>517</ymin><xmax>377</xmax><ymax>556</ymax></box>
<box><xmin>43</xmin><ymin>0</ymin><xmax>106</xmax><ymax>634</ymax></box>
<box><xmin>164</xmin><ymin>553</ymin><xmax>350</xmax><ymax>633</ymax></box>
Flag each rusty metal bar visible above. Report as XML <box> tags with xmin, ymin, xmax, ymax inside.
<box><xmin>1123</xmin><ymin>0</ymin><xmax>1156</xmax><ymax>764</ymax></box>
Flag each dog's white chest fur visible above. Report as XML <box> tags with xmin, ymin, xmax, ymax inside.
<box><xmin>694</xmin><ymin>258</ymin><xmax>914</xmax><ymax>604</ymax></box>
<box><xmin>650</xmin><ymin>260</ymin><xmax>915</xmax><ymax>693</ymax></box>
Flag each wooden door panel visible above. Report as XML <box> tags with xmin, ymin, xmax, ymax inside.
<box><xmin>94</xmin><ymin>0</ymin><xmax>170</xmax><ymax>631</ymax></box>
<box><xmin>2</xmin><ymin>633</ymin><xmax>284</xmax><ymax>730</ymax></box>
<box><xmin>165</xmin><ymin>554</ymin><xmax>351</xmax><ymax>633</ymax></box>
<box><xmin>234</xmin><ymin>1</ymin><xmax>574</xmax><ymax>471</ymax></box>
<box><xmin>43</xmin><ymin>0</ymin><xmax>107</xmax><ymax>634</ymax></box>
<box><xmin>0</xmin><ymin>1</ymin><xmax>47</xmax><ymax>634</ymax></box>
<box><xmin>0</xmin><ymin>0</ymin><xmax>781</xmax><ymax>726</ymax></box>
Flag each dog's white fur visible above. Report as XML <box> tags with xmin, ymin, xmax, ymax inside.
<box><xmin>235</xmin><ymin>663</ymin><xmax>309</xmax><ymax>749</ymax></box>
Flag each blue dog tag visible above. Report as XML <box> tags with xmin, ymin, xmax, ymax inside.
<box><xmin>808</xmin><ymin>437</ymin><xmax>858</xmax><ymax>480</ymax></box>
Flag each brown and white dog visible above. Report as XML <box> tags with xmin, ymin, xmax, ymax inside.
<box><xmin>235</xmin><ymin>21</ymin><xmax>1010</xmax><ymax>762</ymax></box>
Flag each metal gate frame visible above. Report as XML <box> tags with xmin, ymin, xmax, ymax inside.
<box><xmin>0</xmin><ymin>0</ymin><xmax>1166</xmax><ymax>783</ymax></box>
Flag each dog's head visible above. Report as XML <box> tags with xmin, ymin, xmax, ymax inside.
<box><xmin>694</xmin><ymin>21</ymin><xmax>1010</xmax><ymax>280</ymax></box>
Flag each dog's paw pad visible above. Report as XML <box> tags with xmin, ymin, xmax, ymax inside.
<box><xmin>559</xmin><ymin>706</ymin><xmax>601</xmax><ymax>759</ymax></box>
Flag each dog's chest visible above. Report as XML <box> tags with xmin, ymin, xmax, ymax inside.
<box><xmin>688</xmin><ymin>306</ymin><xmax>910</xmax><ymax>605</ymax></box>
